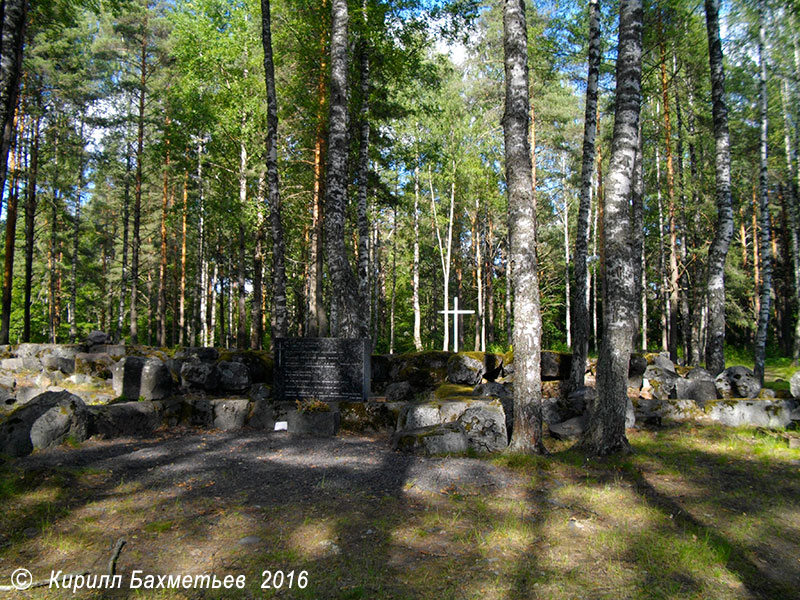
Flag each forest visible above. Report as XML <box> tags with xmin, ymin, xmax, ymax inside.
<box><xmin>0</xmin><ymin>0</ymin><xmax>798</xmax><ymax>373</ymax></box>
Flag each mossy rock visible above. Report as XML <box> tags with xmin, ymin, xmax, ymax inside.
<box><xmin>434</xmin><ymin>383</ymin><xmax>475</xmax><ymax>400</ymax></box>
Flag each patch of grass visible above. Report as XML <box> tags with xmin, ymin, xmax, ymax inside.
<box><xmin>1</xmin><ymin>424</ymin><xmax>798</xmax><ymax>600</ymax></box>
<box><xmin>144</xmin><ymin>519</ymin><xmax>174</xmax><ymax>533</ymax></box>
<box><xmin>433</xmin><ymin>384</ymin><xmax>474</xmax><ymax>399</ymax></box>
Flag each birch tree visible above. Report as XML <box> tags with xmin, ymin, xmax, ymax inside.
<box><xmin>580</xmin><ymin>0</ymin><xmax>642</xmax><ymax>456</ymax></box>
<box><xmin>503</xmin><ymin>0</ymin><xmax>545</xmax><ymax>454</ymax></box>
<box><xmin>704</xmin><ymin>0</ymin><xmax>734</xmax><ymax>375</ymax></box>
<box><xmin>570</xmin><ymin>0</ymin><xmax>601</xmax><ymax>391</ymax></box>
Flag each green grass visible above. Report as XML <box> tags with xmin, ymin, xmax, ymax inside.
<box><xmin>0</xmin><ymin>424</ymin><xmax>799</xmax><ymax>599</ymax></box>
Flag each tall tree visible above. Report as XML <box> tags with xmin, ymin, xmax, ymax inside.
<box><xmin>580</xmin><ymin>0</ymin><xmax>642</xmax><ymax>456</ymax></box>
<box><xmin>324</xmin><ymin>0</ymin><xmax>361</xmax><ymax>338</ymax></box>
<box><xmin>753</xmin><ymin>0</ymin><xmax>772</xmax><ymax>383</ymax></box>
<box><xmin>569</xmin><ymin>0</ymin><xmax>601</xmax><ymax>391</ymax></box>
<box><xmin>704</xmin><ymin>0</ymin><xmax>734</xmax><ymax>375</ymax></box>
<box><xmin>0</xmin><ymin>0</ymin><xmax>27</xmax><ymax>197</ymax></box>
<box><xmin>261</xmin><ymin>0</ymin><xmax>287</xmax><ymax>340</ymax></box>
<box><xmin>503</xmin><ymin>0</ymin><xmax>545</xmax><ymax>454</ymax></box>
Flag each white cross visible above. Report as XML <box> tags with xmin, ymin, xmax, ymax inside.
<box><xmin>439</xmin><ymin>296</ymin><xmax>475</xmax><ymax>353</ymax></box>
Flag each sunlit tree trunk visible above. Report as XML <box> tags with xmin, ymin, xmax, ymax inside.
<box><xmin>780</xmin><ymin>80</ymin><xmax>800</xmax><ymax>363</ymax></box>
<box><xmin>704</xmin><ymin>0</ymin><xmax>734</xmax><ymax>375</ymax></box>
<box><xmin>307</xmin><ymin>8</ymin><xmax>328</xmax><ymax>338</ymax></box>
<box><xmin>237</xmin><ymin>127</ymin><xmax>248</xmax><ymax>349</ymax></box>
<box><xmin>251</xmin><ymin>172</ymin><xmax>265</xmax><ymax>349</ymax></box>
<box><xmin>631</xmin><ymin>119</ymin><xmax>644</xmax><ymax>351</ymax></box>
<box><xmin>261</xmin><ymin>0</ymin><xmax>288</xmax><ymax>341</ymax></box>
<box><xmin>324</xmin><ymin>0</ymin><xmax>361</xmax><ymax>338</ymax></box>
<box><xmin>157</xmin><ymin>117</ymin><xmax>170</xmax><ymax>347</ymax></box>
<box><xmin>581</xmin><ymin>0</ymin><xmax>642</xmax><ymax>456</ymax></box>
<box><xmin>754</xmin><ymin>2</ymin><xmax>772</xmax><ymax>384</ymax></box>
<box><xmin>68</xmin><ymin>119</ymin><xmax>85</xmax><ymax>344</ymax></box>
<box><xmin>570</xmin><ymin>0</ymin><xmax>600</xmax><ymax>390</ymax></box>
<box><xmin>179</xmin><ymin>167</ymin><xmax>188</xmax><ymax>346</ymax></box>
<box><xmin>687</xmin><ymin>86</ymin><xmax>703</xmax><ymax>365</ymax></box>
<box><xmin>412</xmin><ymin>161</ymin><xmax>422</xmax><ymax>350</ymax></box>
<box><xmin>503</xmin><ymin>0</ymin><xmax>545</xmax><ymax>454</ymax></box>
<box><xmin>356</xmin><ymin>0</ymin><xmax>371</xmax><ymax>337</ymax></box>
<box><xmin>130</xmin><ymin>24</ymin><xmax>147</xmax><ymax>345</ymax></box>
<box><xmin>659</xmin><ymin>29</ymin><xmax>679</xmax><ymax>363</ymax></box>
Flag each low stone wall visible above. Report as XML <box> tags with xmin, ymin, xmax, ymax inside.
<box><xmin>1</xmin><ymin>341</ymin><xmax>799</xmax><ymax>458</ymax></box>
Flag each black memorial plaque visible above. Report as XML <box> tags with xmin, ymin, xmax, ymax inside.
<box><xmin>274</xmin><ymin>338</ymin><xmax>371</xmax><ymax>402</ymax></box>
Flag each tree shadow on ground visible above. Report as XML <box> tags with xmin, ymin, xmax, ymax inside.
<box><xmin>1</xmin><ymin>422</ymin><xmax>798</xmax><ymax>599</ymax></box>
<box><xmin>501</xmin><ymin>423</ymin><xmax>800</xmax><ymax>600</ymax></box>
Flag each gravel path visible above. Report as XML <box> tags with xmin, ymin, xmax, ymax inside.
<box><xmin>16</xmin><ymin>429</ymin><xmax>523</xmax><ymax>503</ymax></box>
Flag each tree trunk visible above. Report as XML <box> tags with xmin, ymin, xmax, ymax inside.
<box><xmin>196</xmin><ymin>138</ymin><xmax>208</xmax><ymax>346</ymax></box>
<box><xmin>307</xmin><ymin>6</ymin><xmax>328</xmax><ymax>338</ymax></box>
<box><xmin>631</xmin><ymin>119</ymin><xmax>644</xmax><ymax>351</ymax></box>
<box><xmin>659</xmin><ymin>30</ymin><xmax>679</xmax><ymax>363</ymax></box>
<box><xmin>0</xmin><ymin>110</ymin><xmax>20</xmax><ymax>344</ymax></box>
<box><xmin>179</xmin><ymin>167</ymin><xmax>188</xmax><ymax>346</ymax></box>
<box><xmin>487</xmin><ymin>214</ymin><xmax>495</xmax><ymax>345</ymax></box>
<box><xmin>569</xmin><ymin>0</ymin><xmax>600</xmax><ymax>391</ymax></box>
<box><xmin>780</xmin><ymin>80</ymin><xmax>800</xmax><ymax>363</ymax></box>
<box><xmin>209</xmin><ymin>260</ymin><xmax>217</xmax><ymax>346</ymax></box>
<box><xmin>390</xmin><ymin>206</ymin><xmax>397</xmax><ymax>353</ymax></box>
<box><xmin>116</xmin><ymin>143</ymin><xmax>132</xmax><ymax>343</ymax></box>
<box><xmin>130</xmin><ymin>24</ymin><xmax>147</xmax><ymax>345</ymax></box>
<box><xmin>252</xmin><ymin>171</ymin><xmax>265</xmax><ymax>349</ymax></box>
<box><xmin>503</xmin><ymin>0</ymin><xmax>545</xmax><ymax>454</ymax></box>
<box><xmin>754</xmin><ymin>3</ymin><xmax>772</xmax><ymax>384</ymax></box>
<box><xmin>48</xmin><ymin>131</ymin><xmax>60</xmax><ymax>343</ymax></box>
<box><xmin>687</xmin><ymin>86</ymin><xmax>704</xmax><ymax>366</ymax></box>
<box><xmin>261</xmin><ymin>0</ymin><xmax>288</xmax><ymax>342</ymax></box>
<box><xmin>752</xmin><ymin>186</ymin><xmax>760</xmax><ymax>317</ymax></box>
<box><xmin>703</xmin><ymin>0</ymin><xmax>734</xmax><ymax>375</ymax></box>
<box><xmin>356</xmin><ymin>0</ymin><xmax>371</xmax><ymax>336</ymax></box>
<box><xmin>157</xmin><ymin>118</ymin><xmax>170</xmax><ymax>347</ymax></box>
<box><xmin>655</xmin><ymin>134</ymin><xmax>669</xmax><ymax>352</ymax></box>
<box><xmin>23</xmin><ymin>106</ymin><xmax>39</xmax><ymax>343</ymax></box>
<box><xmin>69</xmin><ymin>119</ymin><xmax>84</xmax><ymax>344</ymax></box>
<box><xmin>412</xmin><ymin>160</ymin><xmax>422</xmax><ymax>350</ymax></box>
<box><xmin>475</xmin><ymin>196</ymin><xmax>485</xmax><ymax>352</ymax></box>
<box><xmin>0</xmin><ymin>0</ymin><xmax>27</xmax><ymax>197</ymax></box>
<box><xmin>236</xmin><ymin>133</ymin><xmax>248</xmax><ymax>349</ymax></box>
<box><xmin>323</xmin><ymin>0</ymin><xmax>360</xmax><ymax>338</ymax></box>
<box><xmin>580</xmin><ymin>0</ymin><xmax>642</xmax><ymax>456</ymax></box>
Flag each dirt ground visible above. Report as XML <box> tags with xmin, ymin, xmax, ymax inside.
<box><xmin>1</xmin><ymin>424</ymin><xmax>799</xmax><ymax>599</ymax></box>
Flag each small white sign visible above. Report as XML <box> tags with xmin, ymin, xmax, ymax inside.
<box><xmin>274</xmin><ymin>421</ymin><xmax>288</xmax><ymax>431</ymax></box>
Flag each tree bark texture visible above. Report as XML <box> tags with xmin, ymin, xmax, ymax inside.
<box><xmin>659</xmin><ymin>26</ymin><xmax>679</xmax><ymax>364</ymax></box>
<box><xmin>570</xmin><ymin>0</ymin><xmax>601</xmax><ymax>391</ymax></box>
<box><xmin>251</xmin><ymin>172</ymin><xmax>266</xmax><ymax>349</ymax></box>
<box><xmin>0</xmin><ymin>110</ymin><xmax>19</xmax><ymax>344</ymax></box>
<box><xmin>261</xmin><ymin>0</ymin><xmax>288</xmax><ymax>340</ymax></box>
<box><xmin>704</xmin><ymin>0</ymin><xmax>734</xmax><ymax>375</ymax></box>
<box><xmin>324</xmin><ymin>0</ymin><xmax>361</xmax><ymax>338</ymax></box>
<box><xmin>0</xmin><ymin>0</ymin><xmax>26</xmax><ymax>197</ymax></box>
<box><xmin>157</xmin><ymin>119</ymin><xmax>170</xmax><ymax>347</ymax></box>
<box><xmin>754</xmin><ymin>4</ymin><xmax>772</xmax><ymax>383</ymax></box>
<box><xmin>580</xmin><ymin>0</ymin><xmax>642</xmax><ymax>456</ymax></box>
<box><xmin>356</xmin><ymin>2</ymin><xmax>371</xmax><ymax>336</ymax></box>
<box><xmin>23</xmin><ymin>107</ymin><xmax>39</xmax><ymax>342</ymax></box>
<box><xmin>69</xmin><ymin>120</ymin><xmax>84</xmax><ymax>344</ymax></box>
<box><xmin>503</xmin><ymin>0</ymin><xmax>545</xmax><ymax>454</ymax></box>
<box><xmin>130</xmin><ymin>23</ymin><xmax>147</xmax><ymax>344</ymax></box>
<box><xmin>413</xmin><ymin>161</ymin><xmax>422</xmax><ymax>351</ymax></box>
